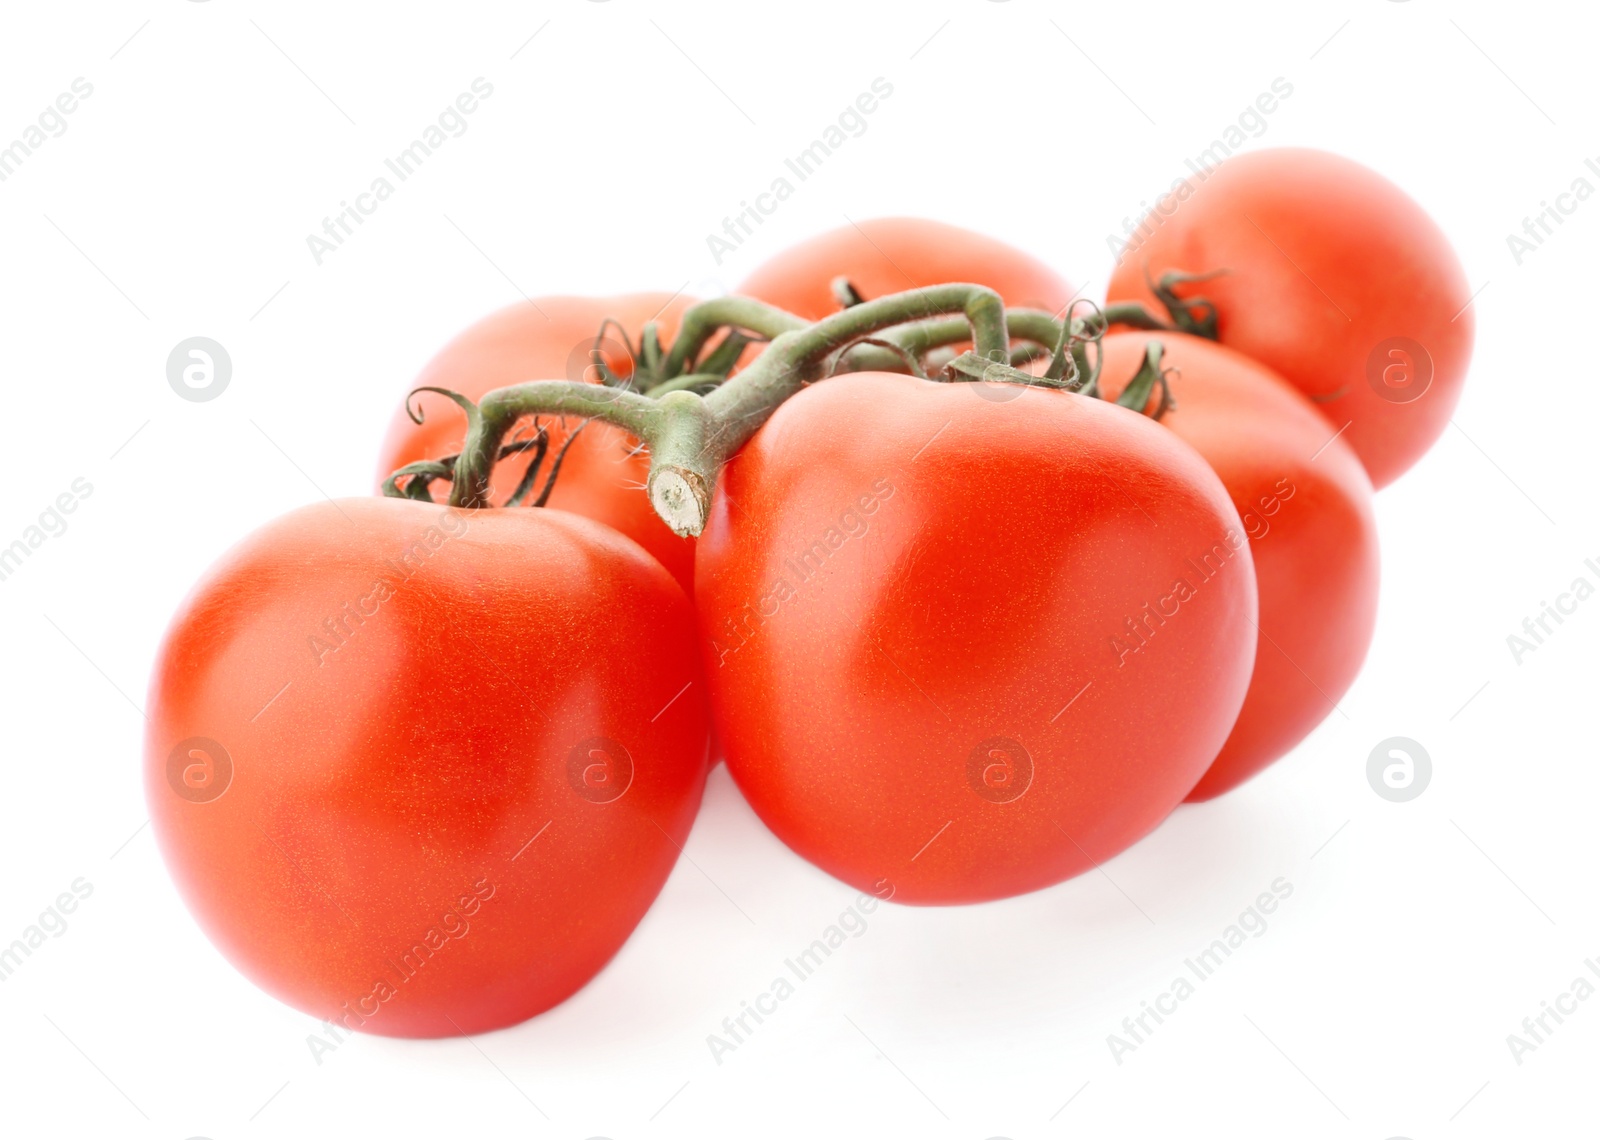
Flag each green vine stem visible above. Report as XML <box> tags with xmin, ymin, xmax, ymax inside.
<box><xmin>389</xmin><ymin>287</ymin><xmax>1190</xmax><ymax>537</ymax></box>
<box><xmin>656</xmin><ymin>296</ymin><xmax>809</xmax><ymax>380</ymax></box>
<box><xmin>881</xmin><ymin>300</ymin><xmax>1168</xmax><ymax>357</ymax></box>
<box><xmin>1113</xmin><ymin>340</ymin><xmax>1176</xmax><ymax>421</ymax></box>
<box><xmin>841</xmin><ymin>299</ymin><xmax>1172</xmax><ymax>392</ymax></box>
<box><xmin>445</xmin><ymin>383</ymin><xmax>660</xmax><ymax>511</ymax></box>
<box><xmin>438</xmin><ymin>285</ymin><xmax>1009</xmax><ymax>536</ymax></box>
<box><xmin>1147</xmin><ymin>269</ymin><xmax>1225</xmax><ymax>339</ymax></box>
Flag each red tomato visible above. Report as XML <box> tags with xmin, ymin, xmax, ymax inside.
<box><xmin>737</xmin><ymin>217</ymin><xmax>1077</xmax><ymax>320</ymax></box>
<box><xmin>375</xmin><ymin>293</ymin><xmax>698</xmax><ymax>593</ymax></box>
<box><xmin>1099</xmin><ymin>333</ymin><xmax>1380</xmax><ymax>799</ymax></box>
<box><xmin>695</xmin><ymin>374</ymin><xmax>1257</xmax><ymax>904</ymax></box>
<box><xmin>146</xmin><ymin>498</ymin><xmax>708</xmax><ymax>1036</ymax></box>
<box><xmin>1106</xmin><ymin>148</ymin><xmax>1474</xmax><ymax>489</ymax></box>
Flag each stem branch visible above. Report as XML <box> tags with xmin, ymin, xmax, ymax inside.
<box><xmin>447</xmin><ymin>383</ymin><xmax>662</xmax><ymax>509</ymax></box>
<box><xmin>657</xmin><ymin>297</ymin><xmax>808</xmax><ymax>379</ymax></box>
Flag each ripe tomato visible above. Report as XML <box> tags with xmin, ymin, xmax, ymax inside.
<box><xmin>146</xmin><ymin>498</ymin><xmax>708</xmax><ymax>1036</ymax></box>
<box><xmin>1105</xmin><ymin>148</ymin><xmax>1474</xmax><ymax>489</ymax></box>
<box><xmin>375</xmin><ymin>293</ymin><xmax>698</xmax><ymax>592</ymax></box>
<box><xmin>737</xmin><ymin>217</ymin><xmax>1077</xmax><ymax>320</ymax></box>
<box><xmin>695</xmin><ymin>374</ymin><xmax>1256</xmax><ymax>904</ymax></box>
<box><xmin>1099</xmin><ymin>333</ymin><xmax>1380</xmax><ymax>800</ymax></box>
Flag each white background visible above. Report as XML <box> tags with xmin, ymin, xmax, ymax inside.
<box><xmin>0</xmin><ymin>1</ymin><xmax>1594</xmax><ymax>1137</ymax></box>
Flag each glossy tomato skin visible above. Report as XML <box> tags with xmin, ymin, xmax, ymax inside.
<box><xmin>696</xmin><ymin>374</ymin><xmax>1257</xmax><ymax>904</ymax></box>
<box><xmin>146</xmin><ymin>498</ymin><xmax>708</xmax><ymax>1037</ymax></box>
<box><xmin>375</xmin><ymin>293</ymin><xmax>698</xmax><ymax>593</ymax></box>
<box><xmin>737</xmin><ymin>217</ymin><xmax>1076</xmax><ymax>320</ymax></box>
<box><xmin>1105</xmin><ymin>148</ymin><xmax>1473</xmax><ymax>489</ymax></box>
<box><xmin>1100</xmin><ymin>333</ymin><xmax>1380</xmax><ymax>800</ymax></box>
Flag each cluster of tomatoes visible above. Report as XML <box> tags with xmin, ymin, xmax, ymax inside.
<box><xmin>146</xmin><ymin>147</ymin><xmax>1472</xmax><ymax>1038</ymax></box>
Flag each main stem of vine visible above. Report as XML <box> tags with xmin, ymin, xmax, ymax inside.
<box><xmin>447</xmin><ymin>284</ymin><xmax>1009</xmax><ymax>536</ymax></box>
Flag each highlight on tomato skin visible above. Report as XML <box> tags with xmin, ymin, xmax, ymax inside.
<box><xmin>374</xmin><ymin>292</ymin><xmax>700</xmax><ymax>594</ymax></box>
<box><xmin>737</xmin><ymin>216</ymin><xmax>1078</xmax><ymax>320</ymax></box>
<box><xmin>145</xmin><ymin>497</ymin><xmax>710</xmax><ymax>1037</ymax></box>
<box><xmin>1106</xmin><ymin>147</ymin><xmax>1474</xmax><ymax>490</ymax></box>
<box><xmin>1099</xmin><ymin>332</ymin><xmax>1381</xmax><ymax>800</ymax></box>
<box><xmin>695</xmin><ymin>371</ymin><xmax>1259</xmax><ymax>906</ymax></box>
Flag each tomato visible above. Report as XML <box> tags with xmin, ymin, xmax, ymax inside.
<box><xmin>695</xmin><ymin>374</ymin><xmax>1257</xmax><ymax>904</ymax></box>
<box><xmin>376</xmin><ymin>293</ymin><xmax>699</xmax><ymax>593</ymax></box>
<box><xmin>146</xmin><ymin>498</ymin><xmax>708</xmax><ymax>1036</ymax></box>
<box><xmin>738</xmin><ymin>217</ymin><xmax>1077</xmax><ymax>320</ymax></box>
<box><xmin>1099</xmin><ymin>333</ymin><xmax>1380</xmax><ymax>800</ymax></box>
<box><xmin>1105</xmin><ymin>148</ymin><xmax>1474</xmax><ymax>489</ymax></box>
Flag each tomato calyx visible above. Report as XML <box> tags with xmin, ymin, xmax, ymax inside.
<box><xmin>837</xmin><ymin>297</ymin><xmax>1176</xmax><ymax>400</ymax></box>
<box><xmin>828</xmin><ymin>296</ymin><xmax>1180</xmax><ymax>423</ymax></box>
<box><xmin>942</xmin><ymin>350</ymin><xmax>1075</xmax><ymax>390</ymax></box>
<box><xmin>847</xmin><ymin>304</ymin><xmax>1094</xmax><ymax>386</ymax></box>
<box><xmin>382</xmin><ymin>388</ymin><xmax>591</xmax><ymax>506</ymax></box>
<box><xmin>574</xmin><ymin>311</ymin><xmax>762</xmax><ymax>399</ymax></box>
<box><xmin>1111</xmin><ymin>340</ymin><xmax>1177</xmax><ymax>421</ymax></box>
<box><xmin>1145</xmin><ymin>267</ymin><xmax>1228</xmax><ymax>339</ymax></box>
